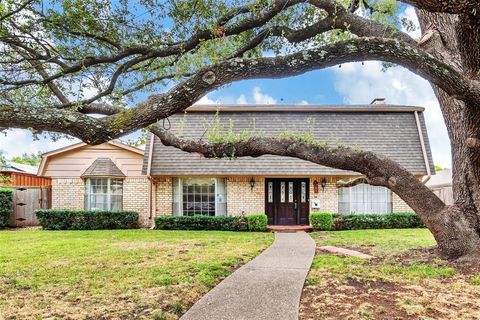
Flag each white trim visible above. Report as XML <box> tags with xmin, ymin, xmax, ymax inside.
<box><xmin>414</xmin><ymin>111</ymin><xmax>432</xmax><ymax>183</ymax></box>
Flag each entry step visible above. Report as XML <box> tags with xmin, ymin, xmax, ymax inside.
<box><xmin>267</xmin><ymin>225</ymin><xmax>313</xmax><ymax>233</ymax></box>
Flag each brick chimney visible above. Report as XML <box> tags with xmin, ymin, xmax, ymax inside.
<box><xmin>370</xmin><ymin>98</ymin><xmax>386</xmax><ymax>105</ymax></box>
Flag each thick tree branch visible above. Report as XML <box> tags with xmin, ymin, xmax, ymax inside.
<box><xmin>402</xmin><ymin>0</ymin><xmax>480</xmax><ymax>15</ymax></box>
<box><xmin>77</xmin><ymin>103</ymin><xmax>123</xmax><ymax>115</ymax></box>
<box><xmin>337</xmin><ymin>177</ymin><xmax>368</xmax><ymax>187</ymax></box>
<box><xmin>2</xmin><ymin>37</ymin><xmax>479</xmax><ymax>144</ymax></box>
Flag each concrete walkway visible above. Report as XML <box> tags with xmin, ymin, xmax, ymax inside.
<box><xmin>181</xmin><ymin>232</ymin><xmax>316</xmax><ymax>320</ymax></box>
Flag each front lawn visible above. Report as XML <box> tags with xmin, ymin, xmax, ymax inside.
<box><xmin>301</xmin><ymin>229</ymin><xmax>480</xmax><ymax>320</ymax></box>
<box><xmin>0</xmin><ymin>230</ymin><xmax>273</xmax><ymax>319</ymax></box>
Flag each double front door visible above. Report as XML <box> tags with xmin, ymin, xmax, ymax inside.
<box><xmin>265</xmin><ymin>178</ymin><xmax>309</xmax><ymax>225</ymax></box>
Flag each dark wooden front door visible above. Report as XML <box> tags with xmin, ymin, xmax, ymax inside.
<box><xmin>265</xmin><ymin>178</ymin><xmax>309</xmax><ymax>225</ymax></box>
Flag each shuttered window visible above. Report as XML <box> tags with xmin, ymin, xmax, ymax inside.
<box><xmin>173</xmin><ymin>178</ymin><xmax>227</xmax><ymax>216</ymax></box>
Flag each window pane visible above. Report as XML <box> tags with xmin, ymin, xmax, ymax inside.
<box><xmin>288</xmin><ymin>182</ymin><xmax>293</xmax><ymax>203</ymax></box>
<box><xmin>280</xmin><ymin>182</ymin><xmax>285</xmax><ymax>203</ymax></box>
<box><xmin>181</xmin><ymin>178</ymin><xmax>217</xmax><ymax>216</ymax></box>
<box><xmin>301</xmin><ymin>182</ymin><xmax>306</xmax><ymax>203</ymax></box>
<box><xmin>268</xmin><ymin>182</ymin><xmax>273</xmax><ymax>203</ymax></box>
<box><xmin>338</xmin><ymin>184</ymin><xmax>391</xmax><ymax>214</ymax></box>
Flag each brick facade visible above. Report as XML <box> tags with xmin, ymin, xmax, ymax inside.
<box><xmin>149</xmin><ymin>175</ymin><xmax>414</xmax><ymax>218</ymax></box>
<box><xmin>392</xmin><ymin>193</ymin><xmax>414</xmax><ymax>212</ymax></box>
<box><xmin>52</xmin><ymin>175</ymin><xmax>414</xmax><ymax>227</ymax></box>
<box><xmin>154</xmin><ymin>177</ymin><xmax>173</xmax><ymax>216</ymax></box>
<box><xmin>52</xmin><ymin>178</ymin><xmax>85</xmax><ymax>210</ymax></box>
<box><xmin>309</xmin><ymin>176</ymin><xmax>338</xmax><ymax>213</ymax></box>
<box><xmin>123</xmin><ymin>177</ymin><xmax>150</xmax><ymax>226</ymax></box>
<box><xmin>52</xmin><ymin>177</ymin><xmax>151</xmax><ymax>225</ymax></box>
<box><xmin>226</xmin><ymin>177</ymin><xmax>265</xmax><ymax>216</ymax></box>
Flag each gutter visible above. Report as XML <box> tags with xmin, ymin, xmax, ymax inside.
<box><xmin>147</xmin><ymin>133</ymin><xmax>155</xmax><ymax>220</ymax></box>
<box><xmin>414</xmin><ymin>111</ymin><xmax>432</xmax><ymax>184</ymax></box>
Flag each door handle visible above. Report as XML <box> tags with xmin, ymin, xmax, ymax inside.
<box><xmin>294</xmin><ymin>202</ymin><xmax>298</xmax><ymax>210</ymax></box>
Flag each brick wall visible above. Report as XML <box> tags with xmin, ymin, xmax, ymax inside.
<box><xmin>52</xmin><ymin>178</ymin><xmax>85</xmax><ymax>210</ymax></box>
<box><xmin>309</xmin><ymin>176</ymin><xmax>338</xmax><ymax>213</ymax></box>
<box><xmin>123</xmin><ymin>177</ymin><xmax>150</xmax><ymax>226</ymax></box>
<box><xmin>154</xmin><ymin>177</ymin><xmax>173</xmax><ymax>216</ymax></box>
<box><xmin>227</xmin><ymin>177</ymin><xmax>265</xmax><ymax>216</ymax></box>
<box><xmin>145</xmin><ymin>175</ymin><xmax>414</xmax><ymax>222</ymax></box>
<box><xmin>52</xmin><ymin>177</ymin><xmax>151</xmax><ymax>226</ymax></box>
<box><xmin>392</xmin><ymin>193</ymin><xmax>414</xmax><ymax>212</ymax></box>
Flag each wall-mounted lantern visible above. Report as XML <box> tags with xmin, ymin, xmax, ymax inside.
<box><xmin>249</xmin><ymin>177</ymin><xmax>255</xmax><ymax>191</ymax></box>
<box><xmin>313</xmin><ymin>179</ymin><xmax>319</xmax><ymax>194</ymax></box>
<box><xmin>321</xmin><ymin>178</ymin><xmax>327</xmax><ymax>191</ymax></box>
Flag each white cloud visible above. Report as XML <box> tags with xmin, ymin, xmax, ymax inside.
<box><xmin>333</xmin><ymin>61</ymin><xmax>451</xmax><ymax>168</ymax></box>
<box><xmin>400</xmin><ymin>6</ymin><xmax>421</xmax><ymax>39</ymax></box>
<box><xmin>0</xmin><ymin>130</ymin><xmax>78</xmax><ymax>160</ymax></box>
<box><xmin>252</xmin><ymin>87</ymin><xmax>276</xmax><ymax>104</ymax></box>
<box><xmin>236</xmin><ymin>94</ymin><xmax>248</xmax><ymax>104</ymax></box>
<box><xmin>194</xmin><ymin>94</ymin><xmax>220</xmax><ymax>104</ymax></box>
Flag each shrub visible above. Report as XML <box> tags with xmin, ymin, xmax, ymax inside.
<box><xmin>310</xmin><ymin>212</ymin><xmax>333</xmax><ymax>231</ymax></box>
<box><xmin>35</xmin><ymin>209</ymin><xmax>139</xmax><ymax>230</ymax></box>
<box><xmin>332</xmin><ymin>212</ymin><xmax>424</xmax><ymax>230</ymax></box>
<box><xmin>154</xmin><ymin>215</ymin><xmax>249</xmax><ymax>231</ymax></box>
<box><xmin>246</xmin><ymin>214</ymin><xmax>268</xmax><ymax>231</ymax></box>
<box><xmin>0</xmin><ymin>188</ymin><xmax>13</xmax><ymax>228</ymax></box>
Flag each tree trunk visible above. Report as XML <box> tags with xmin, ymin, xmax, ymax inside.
<box><xmin>416</xmin><ymin>10</ymin><xmax>480</xmax><ymax>259</ymax></box>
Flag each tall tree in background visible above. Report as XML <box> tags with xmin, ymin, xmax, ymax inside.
<box><xmin>0</xmin><ymin>0</ymin><xmax>479</xmax><ymax>259</ymax></box>
<box><xmin>11</xmin><ymin>152</ymin><xmax>42</xmax><ymax>166</ymax></box>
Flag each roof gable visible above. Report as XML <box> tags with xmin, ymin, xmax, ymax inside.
<box><xmin>38</xmin><ymin>140</ymin><xmax>144</xmax><ymax>176</ymax></box>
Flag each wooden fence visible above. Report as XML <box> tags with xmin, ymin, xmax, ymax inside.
<box><xmin>10</xmin><ymin>186</ymin><xmax>51</xmax><ymax>227</ymax></box>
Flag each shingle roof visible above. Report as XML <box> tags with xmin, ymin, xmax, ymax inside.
<box><xmin>143</xmin><ymin>105</ymin><xmax>435</xmax><ymax>176</ymax></box>
<box><xmin>81</xmin><ymin>158</ymin><xmax>126</xmax><ymax>178</ymax></box>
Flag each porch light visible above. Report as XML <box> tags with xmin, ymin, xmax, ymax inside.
<box><xmin>249</xmin><ymin>177</ymin><xmax>255</xmax><ymax>191</ymax></box>
<box><xmin>321</xmin><ymin>178</ymin><xmax>327</xmax><ymax>191</ymax></box>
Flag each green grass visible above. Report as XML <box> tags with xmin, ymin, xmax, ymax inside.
<box><xmin>308</xmin><ymin>229</ymin><xmax>454</xmax><ymax>282</ymax></box>
<box><xmin>312</xmin><ymin>228</ymin><xmax>436</xmax><ymax>254</ymax></box>
<box><xmin>0</xmin><ymin>229</ymin><xmax>273</xmax><ymax>319</ymax></box>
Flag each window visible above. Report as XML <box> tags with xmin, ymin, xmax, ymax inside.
<box><xmin>85</xmin><ymin>178</ymin><xmax>123</xmax><ymax>211</ymax></box>
<box><xmin>338</xmin><ymin>183</ymin><xmax>392</xmax><ymax>214</ymax></box>
<box><xmin>173</xmin><ymin>178</ymin><xmax>227</xmax><ymax>216</ymax></box>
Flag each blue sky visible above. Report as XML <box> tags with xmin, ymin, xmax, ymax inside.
<box><xmin>0</xmin><ymin>5</ymin><xmax>452</xmax><ymax>168</ymax></box>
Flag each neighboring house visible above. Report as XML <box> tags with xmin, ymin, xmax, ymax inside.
<box><xmin>427</xmin><ymin>169</ymin><xmax>453</xmax><ymax>205</ymax></box>
<box><xmin>39</xmin><ymin>103</ymin><xmax>435</xmax><ymax>227</ymax></box>
<box><xmin>0</xmin><ymin>161</ymin><xmax>51</xmax><ymax>187</ymax></box>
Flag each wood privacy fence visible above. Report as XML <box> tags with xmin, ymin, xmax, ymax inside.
<box><xmin>10</xmin><ymin>186</ymin><xmax>51</xmax><ymax>227</ymax></box>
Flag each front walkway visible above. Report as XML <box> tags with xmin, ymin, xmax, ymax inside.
<box><xmin>181</xmin><ymin>232</ymin><xmax>316</xmax><ymax>320</ymax></box>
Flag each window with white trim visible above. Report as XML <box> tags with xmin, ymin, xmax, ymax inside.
<box><xmin>338</xmin><ymin>183</ymin><xmax>392</xmax><ymax>214</ymax></box>
<box><xmin>85</xmin><ymin>178</ymin><xmax>123</xmax><ymax>211</ymax></box>
<box><xmin>173</xmin><ymin>178</ymin><xmax>227</xmax><ymax>216</ymax></box>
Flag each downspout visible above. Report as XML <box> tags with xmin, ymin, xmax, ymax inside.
<box><xmin>147</xmin><ymin>133</ymin><xmax>155</xmax><ymax>221</ymax></box>
<box><xmin>414</xmin><ymin>111</ymin><xmax>432</xmax><ymax>184</ymax></box>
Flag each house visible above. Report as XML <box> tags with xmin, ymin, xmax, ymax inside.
<box><xmin>426</xmin><ymin>169</ymin><xmax>453</xmax><ymax>205</ymax></box>
<box><xmin>39</xmin><ymin>103</ymin><xmax>434</xmax><ymax>227</ymax></box>
<box><xmin>0</xmin><ymin>161</ymin><xmax>51</xmax><ymax>187</ymax></box>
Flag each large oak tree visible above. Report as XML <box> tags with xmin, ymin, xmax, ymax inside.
<box><xmin>1</xmin><ymin>0</ymin><xmax>480</xmax><ymax>259</ymax></box>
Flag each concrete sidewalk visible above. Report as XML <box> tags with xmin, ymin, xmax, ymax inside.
<box><xmin>181</xmin><ymin>232</ymin><xmax>316</xmax><ymax>320</ymax></box>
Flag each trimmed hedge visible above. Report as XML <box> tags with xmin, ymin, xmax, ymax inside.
<box><xmin>0</xmin><ymin>188</ymin><xmax>13</xmax><ymax>228</ymax></box>
<box><xmin>35</xmin><ymin>209</ymin><xmax>139</xmax><ymax>230</ymax></box>
<box><xmin>310</xmin><ymin>212</ymin><xmax>333</xmax><ymax>231</ymax></box>
<box><xmin>155</xmin><ymin>215</ymin><xmax>249</xmax><ymax>231</ymax></box>
<box><xmin>332</xmin><ymin>212</ymin><xmax>424</xmax><ymax>230</ymax></box>
<box><xmin>246</xmin><ymin>214</ymin><xmax>268</xmax><ymax>231</ymax></box>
